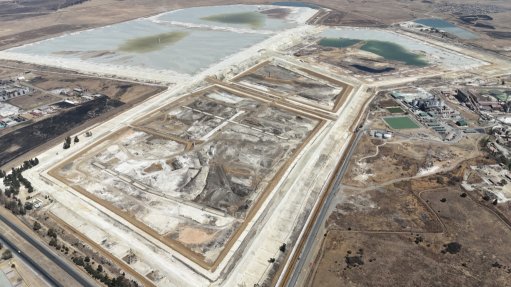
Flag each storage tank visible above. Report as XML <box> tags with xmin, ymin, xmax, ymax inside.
<box><xmin>375</xmin><ymin>132</ymin><xmax>383</xmax><ymax>139</ymax></box>
<box><xmin>383</xmin><ymin>132</ymin><xmax>392</xmax><ymax>139</ymax></box>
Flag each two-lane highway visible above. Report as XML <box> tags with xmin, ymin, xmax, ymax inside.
<box><xmin>0</xmin><ymin>232</ymin><xmax>57</xmax><ymax>287</ymax></box>
<box><xmin>284</xmin><ymin>129</ymin><xmax>365</xmax><ymax>287</ymax></box>
<box><xmin>0</xmin><ymin>213</ymin><xmax>96</xmax><ymax>287</ymax></box>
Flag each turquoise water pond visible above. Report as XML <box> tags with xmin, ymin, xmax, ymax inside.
<box><xmin>415</xmin><ymin>18</ymin><xmax>477</xmax><ymax>39</ymax></box>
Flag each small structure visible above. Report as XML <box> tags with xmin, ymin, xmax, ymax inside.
<box><xmin>370</xmin><ymin>130</ymin><xmax>393</xmax><ymax>140</ymax></box>
<box><xmin>456</xmin><ymin>119</ymin><xmax>468</xmax><ymax>126</ymax></box>
<box><xmin>391</xmin><ymin>91</ymin><xmax>405</xmax><ymax>100</ymax></box>
<box><xmin>0</xmin><ymin>85</ymin><xmax>31</xmax><ymax>101</ymax></box>
<box><xmin>32</xmin><ymin>199</ymin><xmax>43</xmax><ymax>209</ymax></box>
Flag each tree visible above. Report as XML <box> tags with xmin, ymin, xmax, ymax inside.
<box><xmin>64</xmin><ymin>136</ymin><xmax>72</xmax><ymax>149</ymax></box>
<box><xmin>49</xmin><ymin>237</ymin><xmax>58</xmax><ymax>247</ymax></box>
<box><xmin>47</xmin><ymin>228</ymin><xmax>57</xmax><ymax>238</ymax></box>
<box><xmin>74</xmin><ymin>136</ymin><xmax>79</xmax><ymax>143</ymax></box>
<box><xmin>97</xmin><ymin>264</ymin><xmax>103</xmax><ymax>272</ymax></box>
<box><xmin>1</xmin><ymin>250</ymin><xmax>12</xmax><ymax>260</ymax></box>
<box><xmin>25</xmin><ymin>201</ymin><xmax>34</xmax><ymax>210</ymax></box>
<box><xmin>33</xmin><ymin>221</ymin><xmax>41</xmax><ymax>231</ymax></box>
<box><xmin>73</xmin><ymin>256</ymin><xmax>85</xmax><ymax>266</ymax></box>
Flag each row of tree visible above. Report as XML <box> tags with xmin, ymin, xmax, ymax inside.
<box><xmin>0</xmin><ymin>242</ymin><xmax>12</xmax><ymax>260</ymax></box>
<box><xmin>44</xmin><ymin>226</ymin><xmax>137</xmax><ymax>286</ymax></box>
<box><xmin>0</xmin><ymin>157</ymin><xmax>40</xmax><ymax>215</ymax></box>
<box><xmin>1</xmin><ymin>157</ymin><xmax>39</xmax><ymax>197</ymax></box>
<box><xmin>0</xmin><ymin>195</ymin><xmax>27</xmax><ymax>215</ymax></box>
<box><xmin>72</xmin><ymin>255</ymin><xmax>139</xmax><ymax>287</ymax></box>
<box><xmin>63</xmin><ymin>135</ymin><xmax>79</xmax><ymax>149</ymax></box>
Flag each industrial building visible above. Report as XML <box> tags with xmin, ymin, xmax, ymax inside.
<box><xmin>369</xmin><ymin>130</ymin><xmax>393</xmax><ymax>139</ymax></box>
<box><xmin>0</xmin><ymin>84</ymin><xmax>31</xmax><ymax>101</ymax></box>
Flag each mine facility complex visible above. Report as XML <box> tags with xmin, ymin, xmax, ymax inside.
<box><xmin>0</xmin><ymin>1</ymin><xmax>510</xmax><ymax>287</ymax></box>
<box><xmin>33</xmin><ymin>54</ymin><xmax>358</xmax><ymax>285</ymax></box>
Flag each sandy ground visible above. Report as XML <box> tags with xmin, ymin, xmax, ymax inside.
<box><xmin>178</xmin><ymin>228</ymin><xmax>217</xmax><ymax>245</ymax></box>
<box><xmin>342</xmin><ymin>134</ymin><xmax>480</xmax><ymax>188</ymax></box>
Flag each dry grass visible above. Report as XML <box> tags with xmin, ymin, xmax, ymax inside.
<box><xmin>311</xmin><ymin>179</ymin><xmax>511</xmax><ymax>287</ymax></box>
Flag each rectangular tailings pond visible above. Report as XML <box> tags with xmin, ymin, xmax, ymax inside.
<box><xmin>8</xmin><ymin>20</ymin><xmax>268</xmax><ymax>76</ymax></box>
<box><xmin>154</xmin><ymin>4</ymin><xmax>316</xmax><ymax>31</ymax></box>
<box><xmin>4</xmin><ymin>5</ymin><xmax>316</xmax><ymax>81</ymax></box>
<box><xmin>415</xmin><ymin>18</ymin><xmax>477</xmax><ymax>40</ymax></box>
<box><xmin>320</xmin><ymin>28</ymin><xmax>484</xmax><ymax>70</ymax></box>
<box><xmin>318</xmin><ymin>36</ymin><xmax>427</xmax><ymax>66</ymax></box>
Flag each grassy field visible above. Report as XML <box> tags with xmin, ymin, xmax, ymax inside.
<box><xmin>386</xmin><ymin>106</ymin><xmax>404</xmax><ymax>114</ymax></box>
<box><xmin>384</xmin><ymin>116</ymin><xmax>419</xmax><ymax>129</ymax></box>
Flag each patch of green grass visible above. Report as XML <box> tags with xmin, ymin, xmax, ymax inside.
<box><xmin>386</xmin><ymin>107</ymin><xmax>405</xmax><ymax>114</ymax></box>
<box><xmin>118</xmin><ymin>31</ymin><xmax>188</xmax><ymax>53</ymax></box>
<box><xmin>318</xmin><ymin>38</ymin><xmax>361</xmax><ymax>48</ymax></box>
<box><xmin>384</xmin><ymin>116</ymin><xmax>420</xmax><ymax>129</ymax></box>
<box><xmin>201</xmin><ymin>12</ymin><xmax>265</xmax><ymax>28</ymax></box>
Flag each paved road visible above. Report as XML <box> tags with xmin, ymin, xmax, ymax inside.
<box><xmin>0</xmin><ymin>233</ymin><xmax>56</xmax><ymax>286</ymax></box>
<box><xmin>286</xmin><ymin>129</ymin><xmax>364</xmax><ymax>287</ymax></box>
<box><xmin>0</xmin><ymin>214</ymin><xmax>95</xmax><ymax>287</ymax></box>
